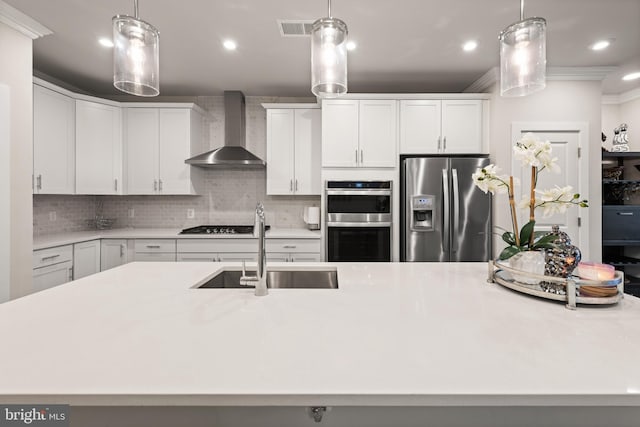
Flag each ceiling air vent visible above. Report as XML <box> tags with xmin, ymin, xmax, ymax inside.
<box><xmin>278</xmin><ymin>20</ymin><xmax>315</xmax><ymax>37</ymax></box>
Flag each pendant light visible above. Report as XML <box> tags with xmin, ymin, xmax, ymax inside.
<box><xmin>311</xmin><ymin>0</ymin><xmax>348</xmax><ymax>98</ymax></box>
<box><xmin>112</xmin><ymin>0</ymin><xmax>160</xmax><ymax>97</ymax></box>
<box><xmin>499</xmin><ymin>0</ymin><xmax>546</xmax><ymax>97</ymax></box>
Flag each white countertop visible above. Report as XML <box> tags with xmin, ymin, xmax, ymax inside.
<box><xmin>1</xmin><ymin>261</ymin><xmax>639</xmax><ymax>407</ymax></box>
<box><xmin>33</xmin><ymin>227</ymin><xmax>321</xmax><ymax>250</ymax></box>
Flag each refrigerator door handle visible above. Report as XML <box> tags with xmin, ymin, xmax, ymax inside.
<box><xmin>442</xmin><ymin>168</ymin><xmax>449</xmax><ymax>253</ymax></box>
<box><xmin>452</xmin><ymin>168</ymin><xmax>460</xmax><ymax>253</ymax></box>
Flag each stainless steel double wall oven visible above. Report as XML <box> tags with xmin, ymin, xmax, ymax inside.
<box><xmin>325</xmin><ymin>181</ymin><xmax>392</xmax><ymax>262</ymax></box>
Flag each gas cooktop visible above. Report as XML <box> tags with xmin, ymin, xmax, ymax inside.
<box><xmin>179</xmin><ymin>225</ymin><xmax>270</xmax><ymax>235</ymax></box>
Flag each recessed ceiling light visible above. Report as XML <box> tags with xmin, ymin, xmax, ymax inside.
<box><xmin>223</xmin><ymin>40</ymin><xmax>237</xmax><ymax>51</ymax></box>
<box><xmin>346</xmin><ymin>41</ymin><xmax>357</xmax><ymax>51</ymax></box>
<box><xmin>462</xmin><ymin>40</ymin><xmax>478</xmax><ymax>52</ymax></box>
<box><xmin>590</xmin><ymin>40</ymin><xmax>610</xmax><ymax>51</ymax></box>
<box><xmin>623</xmin><ymin>72</ymin><xmax>640</xmax><ymax>81</ymax></box>
<box><xmin>98</xmin><ymin>38</ymin><xmax>114</xmax><ymax>48</ymax></box>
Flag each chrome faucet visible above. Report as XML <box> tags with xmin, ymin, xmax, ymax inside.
<box><xmin>240</xmin><ymin>202</ymin><xmax>268</xmax><ymax>296</ymax></box>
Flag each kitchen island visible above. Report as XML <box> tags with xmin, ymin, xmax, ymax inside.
<box><xmin>1</xmin><ymin>261</ymin><xmax>640</xmax><ymax>427</ymax></box>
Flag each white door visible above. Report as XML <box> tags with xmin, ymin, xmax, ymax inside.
<box><xmin>266</xmin><ymin>109</ymin><xmax>295</xmax><ymax>195</ymax></box>
<box><xmin>73</xmin><ymin>240</ymin><xmax>101</xmax><ymax>280</ymax></box>
<box><xmin>76</xmin><ymin>100</ymin><xmax>122</xmax><ymax>194</ymax></box>
<box><xmin>100</xmin><ymin>239</ymin><xmax>128</xmax><ymax>271</ymax></box>
<box><xmin>399</xmin><ymin>100</ymin><xmax>441</xmax><ymax>154</ymax></box>
<box><xmin>441</xmin><ymin>100</ymin><xmax>483</xmax><ymax>154</ymax></box>
<box><xmin>322</xmin><ymin>100</ymin><xmax>359</xmax><ymax>167</ymax></box>
<box><xmin>294</xmin><ymin>108</ymin><xmax>321</xmax><ymax>195</ymax></box>
<box><xmin>359</xmin><ymin>100</ymin><xmax>397</xmax><ymax>167</ymax></box>
<box><xmin>126</xmin><ymin>108</ymin><xmax>159</xmax><ymax>194</ymax></box>
<box><xmin>512</xmin><ymin>127</ymin><xmax>585</xmax><ymax>253</ymax></box>
<box><xmin>159</xmin><ymin>109</ymin><xmax>193</xmax><ymax>194</ymax></box>
<box><xmin>33</xmin><ymin>85</ymin><xmax>75</xmax><ymax>194</ymax></box>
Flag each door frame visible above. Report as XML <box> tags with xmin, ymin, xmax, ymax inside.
<box><xmin>511</xmin><ymin>122</ymin><xmax>590</xmax><ymax>260</ymax></box>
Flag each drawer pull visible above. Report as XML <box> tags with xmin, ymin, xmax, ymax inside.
<box><xmin>146</xmin><ymin>245</ymin><xmax>161</xmax><ymax>249</ymax></box>
<box><xmin>617</xmin><ymin>212</ymin><xmax>634</xmax><ymax>216</ymax></box>
<box><xmin>41</xmin><ymin>254</ymin><xmax>60</xmax><ymax>261</ymax></box>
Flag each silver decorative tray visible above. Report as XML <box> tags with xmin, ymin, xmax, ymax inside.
<box><xmin>487</xmin><ymin>260</ymin><xmax>624</xmax><ymax>310</ymax></box>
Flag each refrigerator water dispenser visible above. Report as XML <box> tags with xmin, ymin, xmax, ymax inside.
<box><xmin>410</xmin><ymin>195</ymin><xmax>434</xmax><ymax>231</ymax></box>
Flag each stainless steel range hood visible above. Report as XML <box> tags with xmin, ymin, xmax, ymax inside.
<box><xmin>185</xmin><ymin>91</ymin><xmax>265</xmax><ymax>168</ymax></box>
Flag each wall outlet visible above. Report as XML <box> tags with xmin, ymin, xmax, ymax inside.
<box><xmin>128</xmin><ymin>208</ymin><xmax>135</xmax><ymax>218</ymax></box>
<box><xmin>49</xmin><ymin>211</ymin><xmax>56</xmax><ymax>221</ymax></box>
<box><xmin>187</xmin><ymin>209</ymin><xmax>195</xmax><ymax>219</ymax></box>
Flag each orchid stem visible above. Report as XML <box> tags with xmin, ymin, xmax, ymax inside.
<box><xmin>508</xmin><ymin>176</ymin><xmax>520</xmax><ymax>247</ymax></box>
<box><xmin>529</xmin><ymin>166</ymin><xmax>536</xmax><ymax>247</ymax></box>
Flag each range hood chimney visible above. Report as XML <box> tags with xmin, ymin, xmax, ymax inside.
<box><xmin>185</xmin><ymin>91</ymin><xmax>266</xmax><ymax>168</ymax></box>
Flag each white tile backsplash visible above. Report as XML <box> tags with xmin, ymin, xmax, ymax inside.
<box><xmin>33</xmin><ymin>95</ymin><xmax>320</xmax><ymax>237</ymax></box>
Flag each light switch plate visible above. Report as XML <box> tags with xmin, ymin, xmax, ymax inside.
<box><xmin>49</xmin><ymin>211</ymin><xmax>56</xmax><ymax>221</ymax></box>
<box><xmin>187</xmin><ymin>209</ymin><xmax>195</xmax><ymax>219</ymax></box>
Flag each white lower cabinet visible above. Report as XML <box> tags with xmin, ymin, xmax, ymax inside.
<box><xmin>101</xmin><ymin>239</ymin><xmax>129</xmax><ymax>271</ymax></box>
<box><xmin>133</xmin><ymin>239</ymin><xmax>176</xmax><ymax>262</ymax></box>
<box><xmin>265</xmin><ymin>239</ymin><xmax>321</xmax><ymax>262</ymax></box>
<box><xmin>177</xmin><ymin>239</ymin><xmax>257</xmax><ymax>263</ymax></box>
<box><xmin>73</xmin><ymin>240</ymin><xmax>100</xmax><ymax>280</ymax></box>
<box><xmin>32</xmin><ymin>245</ymin><xmax>73</xmax><ymax>292</ymax></box>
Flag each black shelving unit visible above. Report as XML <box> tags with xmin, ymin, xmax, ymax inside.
<box><xmin>602</xmin><ymin>151</ymin><xmax>640</xmax><ymax>297</ymax></box>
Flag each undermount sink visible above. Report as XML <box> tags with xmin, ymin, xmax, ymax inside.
<box><xmin>197</xmin><ymin>268</ymin><xmax>339</xmax><ymax>289</ymax></box>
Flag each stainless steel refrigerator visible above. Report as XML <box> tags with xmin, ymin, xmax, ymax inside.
<box><xmin>401</xmin><ymin>156</ymin><xmax>492</xmax><ymax>262</ymax></box>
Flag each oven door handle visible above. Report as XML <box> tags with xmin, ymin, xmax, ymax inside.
<box><xmin>326</xmin><ymin>190</ymin><xmax>391</xmax><ymax>196</ymax></box>
<box><xmin>327</xmin><ymin>222</ymin><xmax>392</xmax><ymax>227</ymax></box>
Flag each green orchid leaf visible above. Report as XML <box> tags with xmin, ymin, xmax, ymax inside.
<box><xmin>499</xmin><ymin>246</ymin><xmax>522</xmax><ymax>260</ymax></box>
<box><xmin>532</xmin><ymin>234</ymin><xmax>559</xmax><ymax>247</ymax></box>
<box><xmin>502</xmin><ymin>231</ymin><xmax>515</xmax><ymax>245</ymax></box>
<box><xmin>519</xmin><ymin>220</ymin><xmax>535</xmax><ymax>247</ymax></box>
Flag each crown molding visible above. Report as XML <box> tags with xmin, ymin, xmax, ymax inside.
<box><xmin>463</xmin><ymin>67</ymin><xmax>498</xmax><ymax>93</ymax></box>
<box><xmin>602</xmin><ymin>87</ymin><xmax>640</xmax><ymax>105</ymax></box>
<box><xmin>546</xmin><ymin>66</ymin><xmax>617</xmax><ymax>81</ymax></box>
<box><xmin>0</xmin><ymin>1</ymin><xmax>51</xmax><ymax>39</ymax></box>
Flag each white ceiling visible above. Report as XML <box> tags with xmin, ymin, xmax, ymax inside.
<box><xmin>6</xmin><ymin>0</ymin><xmax>640</xmax><ymax>97</ymax></box>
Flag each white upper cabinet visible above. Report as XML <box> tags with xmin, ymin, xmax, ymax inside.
<box><xmin>265</xmin><ymin>106</ymin><xmax>321</xmax><ymax>195</ymax></box>
<box><xmin>358</xmin><ymin>100</ymin><xmax>397</xmax><ymax>167</ymax></box>
<box><xmin>125</xmin><ymin>107</ymin><xmax>203</xmax><ymax>195</ymax></box>
<box><xmin>33</xmin><ymin>84</ymin><xmax>75</xmax><ymax>194</ymax></box>
<box><xmin>399</xmin><ymin>99</ymin><xmax>485</xmax><ymax>154</ymax></box>
<box><xmin>322</xmin><ymin>99</ymin><xmax>396</xmax><ymax>168</ymax></box>
<box><xmin>75</xmin><ymin>100</ymin><xmax>123</xmax><ymax>194</ymax></box>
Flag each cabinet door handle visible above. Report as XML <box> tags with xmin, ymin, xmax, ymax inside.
<box><xmin>114</xmin><ymin>179</ymin><xmax>118</xmax><ymax>192</ymax></box>
<box><xmin>146</xmin><ymin>245</ymin><xmax>161</xmax><ymax>249</ymax></box>
<box><xmin>68</xmin><ymin>267</ymin><xmax>73</xmax><ymax>281</ymax></box>
<box><xmin>120</xmin><ymin>243</ymin><xmax>126</xmax><ymax>258</ymax></box>
<box><xmin>360</xmin><ymin>149</ymin><xmax>363</xmax><ymax>164</ymax></box>
<box><xmin>617</xmin><ymin>212</ymin><xmax>634</xmax><ymax>216</ymax></box>
<box><xmin>355</xmin><ymin>149</ymin><xmax>358</xmax><ymax>164</ymax></box>
<box><xmin>290</xmin><ymin>179</ymin><xmax>293</xmax><ymax>192</ymax></box>
<box><xmin>37</xmin><ymin>174</ymin><xmax>42</xmax><ymax>190</ymax></box>
<box><xmin>295</xmin><ymin>179</ymin><xmax>298</xmax><ymax>192</ymax></box>
<box><xmin>437</xmin><ymin>137</ymin><xmax>441</xmax><ymax>152</ymax></box>
<box><xmin>154</xmin><ymin>180</ymin><xmax>158</xmax><ymax>191</ymax></box>
<box><xmin>443</xmin><ymin>136</ymin><xmax>447</xmax><ymax>151</ymax></box>
<box><xmin>159</xmin><ymin>179</ymin><xmax>163</xmax><ymax>191</ymax></box>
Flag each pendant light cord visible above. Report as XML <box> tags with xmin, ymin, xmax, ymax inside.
<box><xmin>520</xmin><ymin>0</ymin><xmax>524</xmax><ymax>20</ymax></box>
<box><xmin>327</xmin><ymin>0</ymin><xmax>331</xmax><ymax>18</ymax></box>
<box><xmin>134</xmin><ymin>0</ymin><xmax>139</xmax><ymax>19</ymax></box>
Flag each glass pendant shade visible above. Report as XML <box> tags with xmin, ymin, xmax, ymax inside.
<box><xmin>113</xmin><ymin>13</ymin><xmax>159</xmax><ymax>97</ymax></box>
<box><xmin>499</xmin><ymin>17</ymin><xmax>546</xmax><ymax>97</ymax></box>
<box><xmin>311</xmin><ymin>17</ymin><xmax>348</xmax><ymax>98</ymax></box>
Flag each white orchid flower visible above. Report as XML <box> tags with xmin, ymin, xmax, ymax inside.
<box><xmin>472</xmin><ymin>164</ymin><xmax>509</xmax><ymax>195</ymax></box>
<box><xmin>534</xmin><ymin>185</ymin><xmax>578</xmax><ymax>218</ymax></box>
